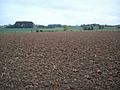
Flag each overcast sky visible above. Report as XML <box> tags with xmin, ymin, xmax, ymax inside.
<box><xmin>0</xmin><ymin>0</ymin><xmax>120</xmax><ymax>25</ymax></box>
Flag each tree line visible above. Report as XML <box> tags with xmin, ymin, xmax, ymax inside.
<box><xmin>3</xmin><ymin>21</ymin><xmax>120</xmax><ymax>30</ymax></box>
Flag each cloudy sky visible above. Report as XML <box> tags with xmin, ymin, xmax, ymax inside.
<box><xmin>0</xmin><ymin>0</ymin><xmax>120</xmax><ymax>25</ymax></box>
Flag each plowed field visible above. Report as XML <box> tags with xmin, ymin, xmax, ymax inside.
<box><xmin>0</xmin><ymin>32</ymin><xmax>120</xmax><ymax>90</ymax></box>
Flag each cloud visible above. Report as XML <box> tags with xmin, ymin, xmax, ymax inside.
<box><xmin>0</xmin><ymin>0</ymin><xmax>120</xmax><ymax>25</ymax></box>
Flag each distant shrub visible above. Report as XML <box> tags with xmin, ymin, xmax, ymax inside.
<box><xmin>36</xmin><ymin>30</ymin><xmax>39</xmax><ymax>32</ymax></box>
<box><xmin>40</xmin><ymin>30</ymin><xmax>43</xmax><ymax>32</ymax></box>
<box><xmin>83</xmin><ymin>25</ymin><xmax>93</xmax><ymax>30</ymax></box>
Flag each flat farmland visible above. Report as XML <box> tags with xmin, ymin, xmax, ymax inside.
<box><xmin>0</xmin><ymin>32</ymin><xmax>120</xmax><ymax>90</ymax></box>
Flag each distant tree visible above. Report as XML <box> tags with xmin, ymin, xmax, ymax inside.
<box><xmin>37</xmin><ymin>25</ymin><xmax>46</xmax><ymax>28</ymax></box>
<box><xmin>98</xmin><ymin>25</ymin><xmax>104</xmax><ymax>29</ymax></box>
<box><xmin>63</xmin><ymin>25</ymin><xmax>68</xmax><ymax>31</ymax></box>
<box><xmin>48</xmin><ymin>24</ymin><xmax>62</xmax><ymax>28</ymax></box>
<box><xmin>83</xmin><ymin>25</ymin><xmax>93</xmax><ymax>30</ymax></box>
<box><xmin>5</xmin><ymin>24</ymin><xmax>15</xmax><ymax>28</ymax></box>
<box><xmin>105</xmin><ymin>24</ymin><xmax>107</xmax><ymax>27</ymax></box>
<box><xmin>0</xmin><ymin>25</ymin><xmax>4</xmax><ymax>28</ymax></box>
<box><xmin>81</xmin><ymin>24</ymin><xmax>85</xmax><ymax>27</ymax></box>
<box><xmin>116</xmin><ymin>25</ymin><xmax>120</xmax><ymax>29</ymax></box>
<box><xmin>91</xmin><ymin>24</ymin><xmax>100</xmax><ymax>27</ymax></box>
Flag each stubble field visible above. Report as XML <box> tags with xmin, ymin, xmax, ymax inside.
<box><xmin>0</xmin><ymin>32</ymin><xmax>120</xmax><ymax>90</ymax></box>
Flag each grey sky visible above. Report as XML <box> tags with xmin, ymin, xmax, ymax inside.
<box><xmin>0</xmin><ymin>0</ymin><xmax>120</xmax><ymax>25</ymax></box>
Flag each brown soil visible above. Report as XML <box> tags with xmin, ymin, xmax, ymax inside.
<box><xmin>0</xmin><ymin>32</ymin><xmax>120</xmax><ymax>90</ymax></box>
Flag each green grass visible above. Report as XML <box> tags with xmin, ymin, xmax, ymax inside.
<box><xmin>0</xmin><ymin>27</ymin><xmax>119</xmax><ymax>34</ymax></box>
<box><xmin>0</xmin><ymin>28</ymin><xmax>35</xmax><ymax>33</ymax></box>
<box><xmin>0</xmin><ymin>27</ymin><xmax>65</xmax><ymax>33</ymax></box>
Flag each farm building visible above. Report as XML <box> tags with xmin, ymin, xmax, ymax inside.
<box><xmin>14</xmin><ymin>21</ymin><xmax>35</xmax><ymax>28</ymax></box>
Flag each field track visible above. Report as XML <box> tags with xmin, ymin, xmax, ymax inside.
<box><xmin>0</xmin><ymin>32</ymin><xmax>120</xmax><ymax>90</ymax></box>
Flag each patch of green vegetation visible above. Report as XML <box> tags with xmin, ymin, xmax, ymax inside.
<box><xmin>0</xmin><ymin>28</ymin><xmax>35</xmax><ymax>33</ymax></box>
<box><xmin>0</xmin><ymin>26</ymin><xmax>119</xmax><ymax>34</ymax></box>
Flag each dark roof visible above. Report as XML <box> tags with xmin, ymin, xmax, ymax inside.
<box><xmin>14</xmin><ymin>21</ymin><xmax>34</xmax><ymax>28</ymax></box>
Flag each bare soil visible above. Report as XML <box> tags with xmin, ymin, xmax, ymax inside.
<box><xmin>0</xmin><ymin>32</ymin><xmax>120</xmax><ymax>90</ymax></box>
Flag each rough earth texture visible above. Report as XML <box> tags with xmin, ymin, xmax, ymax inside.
<box><xmin>0</xmin><ymin>32</ymin><xmax>120</xmax><ymax>90</ymax></box>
